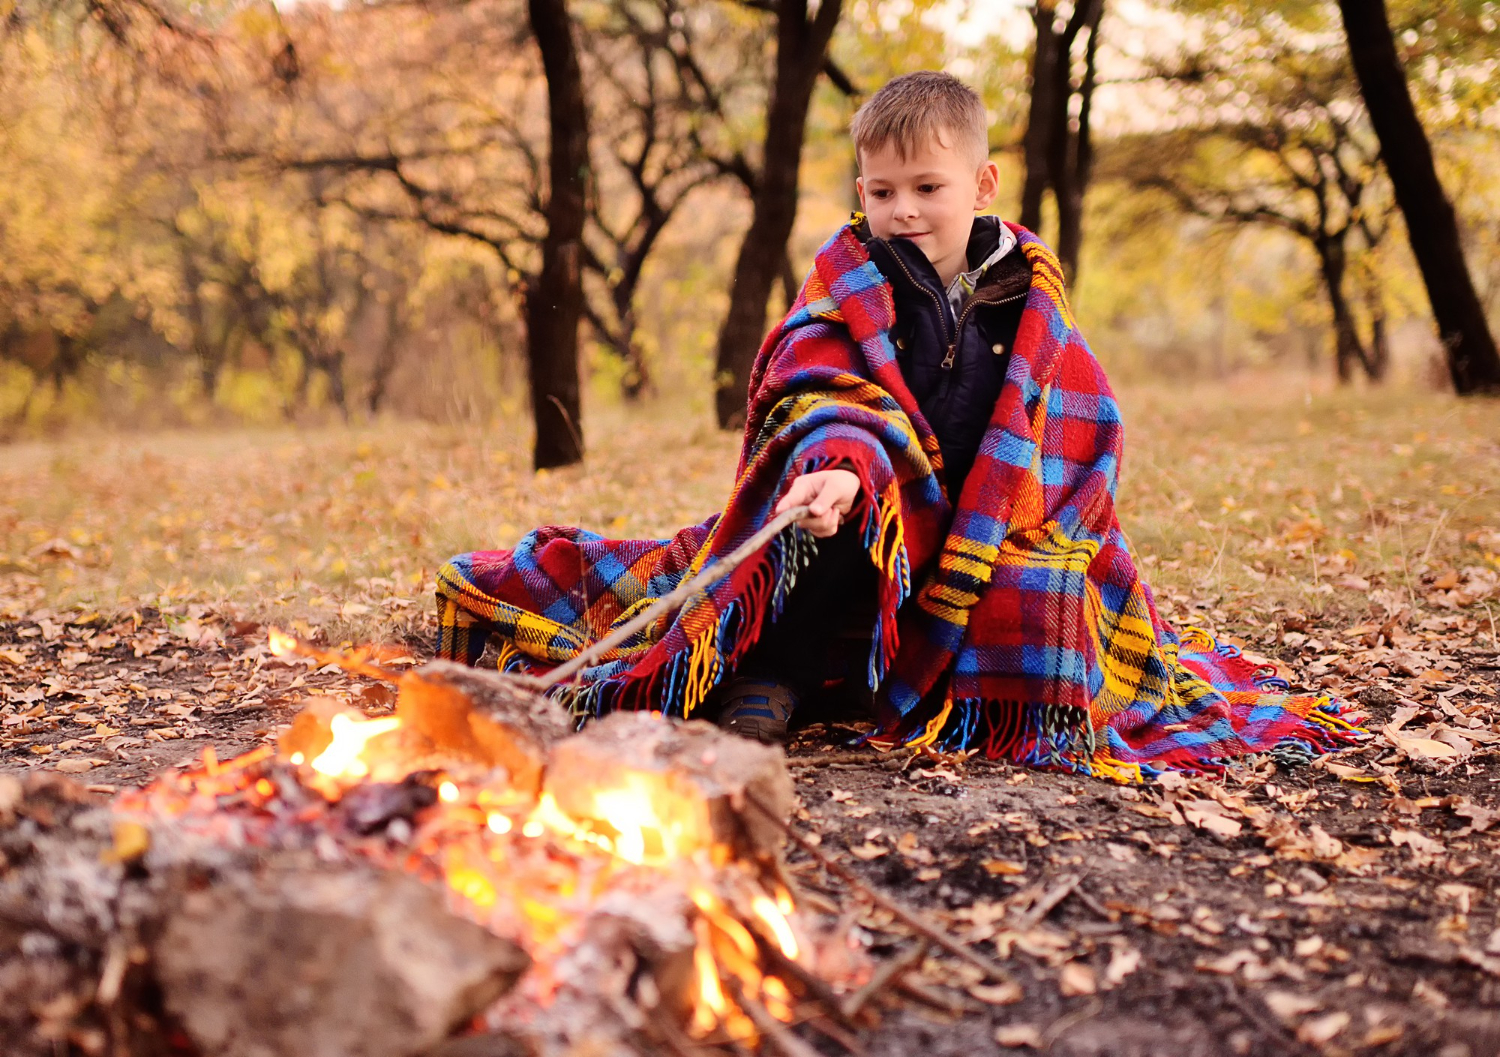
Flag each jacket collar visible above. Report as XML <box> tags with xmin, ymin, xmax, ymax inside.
<box><xmin>857</xmin><ymin>214</ymin><xmax>1019</xmax><ymax>308</ymax></box>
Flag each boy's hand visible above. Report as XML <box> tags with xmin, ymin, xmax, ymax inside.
<box><xmin>776</xmin><ymin>469</ymin><xmax>861</xmax><ymax>538</ymax></box>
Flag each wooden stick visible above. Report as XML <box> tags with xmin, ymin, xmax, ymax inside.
<box><xmin>839</xmin><ymin>940</ymin><xmax>928</xmax><ymax>1020</ymax></box>
<box><xmin>756</xmin><ymin>941</ymin><xmax>856</xmax><ymax>1029</ymax></box>
<box><xmin>1013</xmin><ymin>873</ymin><xmax>1083</xmax><ymax>932</ymax></box>
<box><xmin>801</xmin><ymin>1014</ymin><xmax>866</xmax><ymax>1056</ymax></box>
<box><xmin>893</xmin><ymin>975</ymin><xmax>975</xmax><ymax>1016</ymax></box>
<box><xmin>743</xmin><ymin>792</ymin><xmax>1013</xmax><ymax>983</ymax></box>
<box><xmin>521</xmin><ymin>505</ymin><xmax>811</xmax><ymax>693</ymax></box>
<box><xmin>724</xmin><ymin>977</ymin><xmax>824</xmax><ymax>1057</ymax></box>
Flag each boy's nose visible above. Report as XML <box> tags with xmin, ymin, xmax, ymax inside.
<box><xmin>892</xmin><ymin>196</ymin><xmax>919</xmax><ymax>221</ymax></box>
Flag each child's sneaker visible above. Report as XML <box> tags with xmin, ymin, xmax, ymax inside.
<box><xmin>711</xmin><ymin>678</ymin><xmax>798</xmax><ymax>744</ymax></box>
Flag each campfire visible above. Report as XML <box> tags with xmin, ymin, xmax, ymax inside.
<box><xmin>61</xmin><ymin>630</ymin><xmax>869</xmax><ymax>1056</ymax></box>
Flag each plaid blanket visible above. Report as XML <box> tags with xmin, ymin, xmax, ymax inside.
<box><xmin>435</xmin><ymin>220</ymin><xmax>1363</xmax><ymax>779</ymax></box>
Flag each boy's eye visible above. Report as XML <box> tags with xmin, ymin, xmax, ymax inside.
<box><xmin>918</xmin><ymin>184</ymin><xmax>941</xmax><ymax>194</ymax></box>
<box><xmin>871</xmin><ymin>189</ymin><xmax>892</xmax><ymax>199</ymax></box>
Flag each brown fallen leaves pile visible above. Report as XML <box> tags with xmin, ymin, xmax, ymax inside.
<box><xmin>2</xmin><ymin>382</ymin><xmax>1500</xmax><ymax>1055</ymax></box>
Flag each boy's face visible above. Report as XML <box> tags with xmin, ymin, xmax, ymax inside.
<box><xmin>856</xmin><ymin>132</ymin><xmax>1000</xmax><ymax>288</ymax></box>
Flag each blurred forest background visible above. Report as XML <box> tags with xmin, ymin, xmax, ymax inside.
<box><xmin>2</xmin><ymin>0</ymin><xmax>1499</xmax><ymax>468</ymax></box>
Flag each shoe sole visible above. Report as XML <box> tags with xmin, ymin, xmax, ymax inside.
<box><xmin>721</xmin><ymin>714</ymin><xmax>788</xmax><ymax>744</ymax></box>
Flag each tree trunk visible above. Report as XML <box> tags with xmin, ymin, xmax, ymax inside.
<box><xmin>527</xmin><ymin>0</ymin><xmax>589</xmax><ymax>467</ymax></box>
<box><xmin>1317</xmin><ymin>239</ymin><xmax>1371</xmax><ymax>384</ymax></box>
<box><xmin>1336</xmin><ymin>0</ymin><xmax>1500</xmax><ymax>394</ymax></box>
<box><xmin>1053</xmin><ymin>0</ymin><xmax>1102</xmax><ymax>282</ymax></box>
<box><xmin>710</xmin><ymin>0</ymin><xmax>843</xmax><ymax>430</ymax></box>
<box><xmin>1364</xmin><ymin>284</ymin><xmax>1391</xmax><ymax>382</ymax></box>
<box><xmin>1018</xmin><ymin>3</ymin><xmax>1061</xmax><ymax>233</ymax></box>
<box><xmin>367</xmin><ymin>295</ymin><xmax>402</xmax><ymax>415</ymax></box>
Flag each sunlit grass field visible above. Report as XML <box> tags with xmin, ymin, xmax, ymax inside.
<box><xmin>3</xmin><ymin>377</ymin><xmax>1498</xmax><ymax>647</ymax></box>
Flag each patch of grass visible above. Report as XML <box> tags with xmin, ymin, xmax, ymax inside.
<box><xmin>2</xmin><ymin>378</ymin><xmax>1497</xmax><ymax>648</ymax></box>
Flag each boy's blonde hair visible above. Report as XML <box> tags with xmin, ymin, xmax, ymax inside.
<box><xmin>850</xmin><ymin>71</ymin><xmax>988</xmax><ymax>170</ymax></box>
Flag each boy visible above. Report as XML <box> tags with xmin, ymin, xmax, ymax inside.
<box><xmin>713</xmin><ymin>72</ymin><xmax>1028</xmax><ymax>741</ymax></box>
<box><xmin>435</xmin><ymin>73</ymin><xmax>1361</xmax><ymax>779</ymax></box>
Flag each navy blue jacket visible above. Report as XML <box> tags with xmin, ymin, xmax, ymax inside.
<box><xmin>861</xmin><ymin>216</ymin><xmax>1031</xmax><ymax>499</ymax></box>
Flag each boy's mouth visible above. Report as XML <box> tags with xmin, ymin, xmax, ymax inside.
<box><xmin>894</xmin><ymin>231</ymin><xmax>929</xmax><ymax>240</ymax></box>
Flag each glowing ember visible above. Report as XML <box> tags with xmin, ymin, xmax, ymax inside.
<box><xmin>267</xmin><ymin>626</ymin><xmax>298</xmax><ymax>658</ymax></box>
<box><xmin>584</xmin><ymin>782</ymin><xmax>678</xmax><ymax>864</ymax></box>
<box><xmin>310</xmin><ymin>713</ymin><xmax>402</xmax><ymax>779</ymax></box>
<box><xmin>438</xmin><ymin>781</ymin><xmax>460</xmax><ymax>803</ymax></box>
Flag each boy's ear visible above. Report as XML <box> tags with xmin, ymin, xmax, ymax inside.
<box><xmin>973</xmin><ymin>160</ymin><xmax>1000</xmax><ymax>211</ymax></box>
<box><xmin>855</xmin><ymin>175</ymin><xmax>866</xmax><ymax>210</ymax></box>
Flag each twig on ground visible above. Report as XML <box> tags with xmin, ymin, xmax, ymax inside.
<box><xmin>756</xmin><ymin>942</ymin><xmax>856</xmax><ymax>1029</ymax></box>
<box><xmin>744</xmin><ymin>791</ymin><xmax>1013</xmax><ymax>983</ymax></box>
<box><xmin>724</xmin><ymin>977</ymin><xmax>824</xmax><ymax>1057</ymax></box>
<box><xmin>787</xmin><ymin>750</ymin><xmax>895</xmax><ymax>768</ymax></box>
<box><xmin>1013</xmin><ymin>873</ymin><xmax>1084</xmax><ymax>932</ymax></box>
<box><xmin>840</xmin><ymin>941</ymin><xmax>928</xmax><ymax>1020</ymax></box>
<box><xmin>893</xmin><ymin>975</ymin><xmax>976</xmax><ymax>1015</ymax></box>
<box><xmin>1068</xmin><ymin>883</ymin><xmax>1118</xmax><ymax>923</ymax></box>
<box><xmin>1041</xmin><ymin>995</ymin><xmax>1103</xmax><ymax>1051</ymax></box>
<box><xmin>800</xmin><ymin>1013</ymin><xmax>866</xmax><ymax>1055</ymax></box>
<box><xmin>1221</xmin><ymin>979</ymin><xmax>1298</xmax><ymax>1050</ymax></box>
<box><xmin>524</xmin><ymin>505</ymin><xmax>811</xmax><ymax>693</ymax></box>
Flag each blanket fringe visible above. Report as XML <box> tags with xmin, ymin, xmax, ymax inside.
<box><xmin>867</xmin><ymin>625</ymin><xmax>1368</xmax><ymax>783</ymax></box>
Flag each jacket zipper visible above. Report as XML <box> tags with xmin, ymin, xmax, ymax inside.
<box><xmin>878</xmin><ymin>240</ymin><xmax>953</xmax><ymax>348</ymax></box>
<box><xmin>941</xmin><ymin>289</ymin><xmax>1028</xmax><ymax>369</ymax></box>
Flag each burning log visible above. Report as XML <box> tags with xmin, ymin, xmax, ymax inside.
<box><xmin>544</xmin><ymin>711</ymin><xmax>794</xmax><ymax>863</ymax></box>
<box><xmin>279</xmin><ymin>661</ymin><xmax>571</xmax><ymax>801</ymax></box>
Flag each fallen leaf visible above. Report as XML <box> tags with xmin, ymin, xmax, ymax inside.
<box><xmin>994</xmin><ymin>1024</ymin><xmax>1043</xmax><ymax>1049</ymax></box>
<box><xmin>1389</xmin><ymin>828</ymin><xmax>1444</xmax><ymax>856</ymax></box>
<box><xmin>1296</xmin><ymin>1011</ymin><xmax>1351</xmax><ymax>1045</ymax></box>
<box><xmin>1058</xmin><ymin>961</ymin><xmax>1097</xmax><ymax>997</ymax></box>
<box><xmin>967</xmin><ymin>981</ymin><xmax>1023</xmax><ymax>1005</ymax></box>
<box><xmin>1308</xmin><ymin>824</ymin><xmax>1343</xmax><ymax>860</ymax></box>
<box><xmin>1264</xmin><ymin>990</ymin><xmax>1322</xmax><ymax>1021</ymax></box>
<box><xmin>53</xmin><ymin>758</ymin><xmax>105</xmax><ymax>774</ymax></box>
<box><xmin>982</xmin><ymin>859</ymin><xmax>1027</xmax><ymax>876</ymax></box>
<box><xmin>1451</xmin><ymin>799</ymin><xmax>1498</xmax><ymax>834</ymax></box>
<box><xmin>1180</xmin><ymin>799</ymin><xmax>1243</xmax><ymax>838</ymax></box>
<box><xmin>1198</xmin><ymin>949</ymin><xmax>1260</xmax><ymax>975</ymax></box>
<box><xmin>1103</xmin><ymin>945</ymin><xmax>1141</xmax><ymax>988</ymax></box>
<box><xmin>1384</xmin><ymin>727</ymin><xmax>1461</xmax><ymax>761</ymax></box>
<box><xmin>849</xmin><ymin>842</ymin><xmax>888</xmax><ymax>860</ymax></box>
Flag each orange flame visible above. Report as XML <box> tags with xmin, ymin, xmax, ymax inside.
<box><xmin>310</xmin><ymin>713</ymin><xmax>401</xmax><ymax>779</ymax></box>
<box><xmin>267</xmin><ymin>626</ymin><xmax>298</xmax><ymax>658</ymax></box>
<box><xmin>750</xmin><ymin>894</ymin><xmax>799</xmax><ymax>960</ymax></box>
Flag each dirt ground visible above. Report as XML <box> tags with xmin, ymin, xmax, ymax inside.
<box><xmin>1</xmin><ymin>602</ymin><xmax>1497</xmax><ymax>1057</ymax></box>
<box><xmin>3</xmin><ymin>387</ymin><xmax>1499</xmax><ymax>1054</ymax></box>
